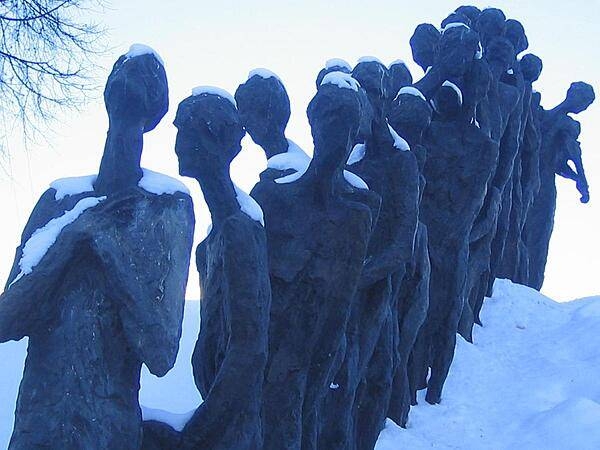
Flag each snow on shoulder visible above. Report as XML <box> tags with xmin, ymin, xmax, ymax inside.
<box><xmin>138</xmin><ymin>168</ymin><xmax>190</xmax><ymax>196</ymax></box>
<box><xmin>347</xmin><ymin>142</ymin><xmax>366</xmax><ymax>165</ymax></box>
<box><xmin>343</xmin><ymin>170</ymin><xmax>369</xmax><ymax>190</ymax></box>
<box><xmin>387</xmin><ymin>122</ymin><xmax>410</xmax><ymax>151</ymax></box>
<box><xmin>234</xmin><ymin>184</ymin><xmax>264</xmax><ymax>226</ymax></box>
<box><xmin>397</xmin><ymin>86</ymin><xmax>426</xmax><ymax>102</ymax></box>
<box><xmin>325</xmin><ymin>58</ymin><xmax>352</xmax><ymax>71</ymax></box>
<box><xmin>320</xmin><ymin>71</ymin><xmax>360</xmax><ymax>92</ymax></box>
<box><xmin>248</xmin><ymin>68</ymin><xmax>281</xmax><ymax>82</ymax></box>
<box><xmin>267</xmin><ymin>140</ymin><xmax>310</xmax><ymax>173</ymax></box>
<box><xmin>50</xmin><ymin>174</ymin><xmax>97</xmax><ymax>201</ymax></box>
<box><xmin>125</xmin><ymin>43</ymin><xmax>164</xmax><ymax>66</ymax></box>
<box><xmin>442</xmin><ymin>80</ymin><xmax>463</xmax><ymax>105</ymax></box>
<box><xmin>10</xmin><ymin>195</ymin><xmax>106</xmax><ymax>286</ymax></box>
<box><xmin>191</xmin><ymin>86</ymin><xmax>237</xmax><ymax>107</ymax></box>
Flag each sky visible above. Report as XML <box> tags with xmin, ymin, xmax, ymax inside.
<box><xmin>0</xmin><ymin>0</ymin><xmax>598</xmax><ymax>301</ymax></box>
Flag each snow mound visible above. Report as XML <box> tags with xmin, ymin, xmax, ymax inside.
<box><xmin>10</xmin><ymin>196</ymin><xmax>106</xmax><ymax>286</ymax></box>
<box><xmin>191</xmin><ymin>86</ymin><xmax>236</xmax><ymax>107</ymax></box>
<box><xmin>325</xmin><ymin>58</ymin><xmax>352</xmax><ymax>71</ymax></box>
<box><xmin>141</xmin><ymin>406</ymin><xmax>195</xmax><ymax>432</ymax></box>
<box><xmin>343</xmin><ymin>170</ymin><xmax>369</xmax><ymax>190</ymax></box>
<box><xmin>234</xmin><ymin>184</ymin><xmax>264</xmax><ymax>226</ymax></box>
<box><xmin>138</xmin><ymin>168</ymin><xmax>190</xmax><ymax>196</ymax></box>
<box><xmin>357</xmin><ymin>56</ymin><xmax>383</xmax><ymax>64</ymax></box>
<box><xmin>397</xmin><ymin>86</ymin><xmax>426</xmax><ymax>102</ymax></box>
<box><xmin>267</xmin><ymin>140</ymin><xmax>311</xmax><ymax>173</ymax></box>
<box><xmin>50</xmin><ymin>174</ymin><xmax>96</xmax><ymax>200</ymax></box>
<box><xmin>320</xmin><ymin>71</ymin><xmax>360</xmax><ymax>92</ymax></box>
<box><xmin>387</xmin><ymin>123</ymin><xmax>410</xmax><ymax>151</ymax></box>
<box><xmin>125</xmin><ymin>44</ymin><xmax>164</xmax><ymax>66</ymax></box>
<box><xmin>442</xmin><ymin>80</ymin><xmax>463</xmax><ymax>105</ymax></box>
<box><xmin>248</xmin><ymin>68</ymin><xmax>281</xmax><ymax>82</ymax></box>
<box><xmin>347</xmin><ymin>143</ymin><xmax>366</xmax><ymax>166</ymax></box>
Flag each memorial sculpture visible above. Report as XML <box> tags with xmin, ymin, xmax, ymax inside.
<box><xmin>173</xmin><ymin>88</ymin><xmax>271</xmax><ymax>450</ymax></box>
<box><xmin>0</xmin><ymin>47</ymin><xmax>194</xmax><ymax>450</ymax></box>
<box><xmin>0</xmin><ymin>6</ymin><xmax>595</xmax><ymax>450</ymax></box>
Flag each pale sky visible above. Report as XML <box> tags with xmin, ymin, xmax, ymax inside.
<box><xmin>0</xmin><ymin>0</ymin><xmax>598</xmax><ymax>301</ymax></box>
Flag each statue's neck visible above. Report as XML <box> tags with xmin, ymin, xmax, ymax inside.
<box><xmin>94</xmin><ymin>120</ymin><xmax>145</xmax><ymax>195</ymax></box>
<box><xmin>263</xmin><ymin>134</ymin><xmax>289</xmax><ymax>159</ymax></box>
<box><xmin>197</xmin><ymin>167</ymin><xmax>239</xmax><ymax>226</ymax></box>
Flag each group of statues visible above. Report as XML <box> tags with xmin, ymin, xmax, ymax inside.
<box><xmin>0</xmin><ymin>5</ymin><xmax>594</xmax><ymax>450</ymax></box>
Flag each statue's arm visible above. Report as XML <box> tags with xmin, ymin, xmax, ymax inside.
<box><xmin>92</xmin><ymin>193</ymin><xmax>195</xmax><ymax>376</ymax></box>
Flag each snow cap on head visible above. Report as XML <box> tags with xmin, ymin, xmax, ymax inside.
<box><xmin>397</xmin><ymin>86</ymin><xmax>426</xmax><ymax>102</ymax></box>
<box><xmin>248</xmin><ymin>68</ymin><xmax>282</xmax><ymax>82</ymax></box>
<box><xmin>320</xmin><ymin>71</ymin><xmax>360</xmax><ymax>92</ymax></box>
<box><xmin>387</xmin><ymin>121</ymin><xmax>410</xmax><ymax>151</ymax></box>
<box><xmin>389</xmin><ymin>59</ymin><xmax>406</xmax><ymax>68</ymax></box>
<box><xmin>442</xmin><ymin>22</ymin><xmax>470</xmax><ymax>34</ymax></box>
<box><xmin>357</xmin><ymin>56</ymin><xmax>383</xmax><ymax>65</ymax></box>
<box><xmin>325</xmin><ymin>58</ymin><xmax>352</xmax><ymax>71</ymax></box>
<box><xmin>125</xmin><ymin>43</ymin><xmax>165</xmax><ymax>66</ymax></box>
<box><xmin>191</xmin><ymin>86</ymin><xmax>237</xmax><ymax>107</ymax></box>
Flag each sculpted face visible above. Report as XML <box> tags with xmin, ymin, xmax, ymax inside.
<box><xmin>520</xmin><ymin>54</ymin><xmax>543</xmax><ymax>83</ymax></box>
<box><xmin>235</xmin><ymin>75</ymin><xmax>291</xmax><ymax>148</ymax></box>
<box><xmin>505</xmin><ymin>19</ymin><xmax>528</xmax><ymax>55</ymax></box>
<box><xmin>388</xmin><ymin>62</ymin><xmax>413</xmax><ymax>100</ymax></box>
<box><xmin>410</xmin><ymin>23</ymin><xmax>441</xmax><ymax>71</ymax></box>
<box><xmin>174</xmin><ymin>94</ymin><xmax>244</xmax><ymax>178</ymax></box>
<box><xmin>564</xmin><ymin>82</ymin><xmax>595</xmax><ymax>114</ymax></box>
<box><xmin>474</xmin><ymin>8</ymin><xmax>506</xmax><ymax>46</ymax></box>
<box><xmin>104</xmin><ymin>53</ymin><xmax>168</xmax><ymax>132</ymax></box>
<box><xmin>352</xmin><ymin>61</ymin><xmax>389</xmax><ymax>115</ymax></box>
<box><xmin>307</xmin><ymin>84</ymin><xmax>361</xmax><ymax>173</ymax></box>
<box><xmin>433</xmin><ymin>84</ymin><xmax>462</xmax><ymax>118</ymax></box>
<box><xmin>485</xmin><ymin>37</ymin><xmax>515</xmax><ymax>73</ymax></box>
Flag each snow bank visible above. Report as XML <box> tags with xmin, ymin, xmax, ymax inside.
<box><xmin>234</xmin><ymin>184</ymin><xmax>264</xmax><ymax>226</ymax></box>
<box><xmin>442</xmin><ymin>80</ymin><xmax>463</xmax><ymax>105</ymax></box>
<box><xmin>320</xmin><ymin>71</ymin><xmax>360</xmax><ymax>92</ymax></box>
<box><xmin>125</xmin><ymin>44</ymin><xmax>164</xmax><ymax>66</ymax></box>
<box><xmin>397</xmin><ymin>86</ymin><xmax>426</xmax><ymax>102</ymax></box>
<box><xmin>387</xmin><ymin>123</ymin><xmax>410</xmax><ymax>151</ymax></box>
<box><xmin>10</xmin><ymin>196</ymin><xmax>106</xmax><ymax>286</ymax></box>
<box><xmin>138</xmin><ymin>168</ymin><xmax>190</xmax><ymax>196</ymax></box>
<box><xmin>248</xmin><ymin>68</ymin><xmax>281</xmax><ymax>82</ymax></box>
<box><xmin>191</xmin><ymin>86</ymin><xmax>236</xmax><ymax>107</ymax></box>
<box><xmin>325</xmin><ymin>58</ymin><xmax>352</xmax><ymax>71</ymax></box>
<box><xmin>50</xmin><ymin>174</ymin><xmax>96</xmax><ymax>200</ymax></box>
<box><xmin>347</xmin><ymin>143</ymin><xmax>366</xmax><ymax>165</ymax></box>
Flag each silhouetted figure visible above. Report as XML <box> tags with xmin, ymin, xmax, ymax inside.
<box><xmin>524</xmin><ymin>82</ymin><xmax>595</xmax><ymax>290</ymax></box>
<box><xmin>419</xmin><ymin>81</ymin><xmax>496</xmax><ymax>404</ymax></box>
<box><xmin>1</xmin><ymin>47</ymin><xmax>194</xmax><ymax>450</ymax></box>
<box><xmin>252</xmin><ymin>75</ymin><xmax>379</xmax><ymax>450</ymax></box>
<box><xmin>174</xmin><ymin>88</ymin><xmax>271</xmax><ymax>450</ymax></box>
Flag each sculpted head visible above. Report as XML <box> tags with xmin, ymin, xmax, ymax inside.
<box><xmin>520</xmin><ymin>54</ymin><xmax>543</xmax><ymax>83</ymax></box>
<box><xmin>433</xmin><ymin>83</ymin><xmax>462</xmax><ymax>119</ymax></box>
<box><xmin>441</xmin><ymin>13</ymin><xmax>470</xmax><ymax>29</ymax></box>
<box><xmin>104</xmin><ymin>47</ymin><xmax>168</xmax><ymax>132</ymax></box>
<box><xmin>388</xmin><ymin>61</ymin><xmax>413</xmax><ymax>103</ymax></box>
<box><xmin>308</xmin><ymin>75</ymin><xmax>362</xmax><ymax>173</ymax></box>
<box><xmin>316</xmin><ymin>59</ymin><xmax>352</xmax><ymax>89</ymax></box>
<box><xmin>352</xmin><ymin>60</ymin><xmax>389</xmax><ymax>115</ymax></box>
<box><xmin>388</xmin><ymin>92</ymin><xmax>432</xmax><ymax>144</ymax></box>
<box><xmin>234</xmin><ymin>72</ymin><xmax>290</xmax><ymax>150</ymax></box>
<box><xmin>563</xmin><ymin>82</ymin><xmax>595</xmax><ymax>114</ymax></box>
<box><xmin>410</xmin><ymin>23</ymin><xmax>441</xmax><ymax>71</ymax></box>
<box><xmin>174</xmin><ymin>89</ymin><xmax>244</xmax><ymax>179</ymax></box>
<box><xmin>485</xmin><ymin>37</ymin><xmax>515</xmax><ymax>73</ymax></box>
<box><xmin>454</xmin><ymin>5</ymin><xmax>481</xmax><ymax>24</ymax></box>
<box><xmin>474</xmin><ymin>8</ymin><xmax>506</xmax><ymax>47</ymax></box>
<box><xmin>505</xmin><ymin>19</ymin><xmax>528</xmax><ymax>56</ymax></box>
<box><xmin>435</xmin><ymin>25</ymin><xmax>480</xmax><ymax>78</ymax></box>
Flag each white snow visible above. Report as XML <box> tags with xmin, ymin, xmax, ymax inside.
<box><xmin>397</xmin><ymin>86</ymin><xmax>426</xmax><ymax>102</ymax></box>
<box><xmin>2</xmin><ymin>282</ymin><xmax>600</xmax><ymax>449</ymax></box>
<box><xmin>507</xmin><ymin>68</ymin><xmax>514</xmax><ymax>75</ymax></box>
<box><xmin>9</xmin><ymin>196</ymin><xmax>106</xmax><ymax>286</ymax></box>
<box><xmin>191</xmin><ymin>86</ymin><xmax>237</xmax><ymax>107</ymax></box>
<box><xmin>347</xmin><ymin>143</ymin><xmax>366</xmax><ymax>165</ymax></box>
<box><xmin>387</xmin><ymin>122</ymin><xmax>410</xmax><ymax>151</ymax></box>
<box><xmin>357</xmin><ymin>56</ymin><xmax>383</xmax><ymax>64</ymax></box>
<box><xmin>325</xmin><ymin>58</ymin><xmax>352</xmax><ymax>71</ymax></box>
<box><xmin>442</xmin><ymin>80</ymin><xmax>463</xmax><ymax>105</ymax></box>
<box><xmin>141</xmin><ymin>407</ymin><xmax>195</xmax><ymax>432</ymax></box>
<box><xmin>138</xmin><ymin>168</ymin><xmax>190</xmax><ymax>196</ymax></box>
<box><xmin>248</xmin><ymin>68</ymin><xmax>281</xmax><ymax>82</ymax></box>
<box><xmin>389</xmin><ymin>59</ymin><xmax>406</xmax><ymax>67</ymax></box>
<box><xmin>475</xmin><ymin>41</ymin><xmax>483</xmax><ymax>59</ymax></box>
<box><xmin>330</xmin><ymin>383</ymin><xmax>340</xmax><ymax>390</ymax></box>
<box><xmin>320</xmin><ymin>71</ymin><xmax>360</xmax><ymax>92</ymax></box>
<box><xmin>125</xmin><ymin>43</ymin><xmax>165</xmax><ymax>66</ymax></box>
<box><xmin>234</xmin><ymin>184</ymin><xmax>264</xmax><ymax>226</ymax></box>
<box><xmin>343</xmin><ymin>170</ymin><xmax>369</xmax><ymax>190</ymax></box>
<box><xmin>50</xmin><ymin>174</ymin><xmax>96</xmax><ymax>200</ymax></box>
<box><xmin>442</xmin><ymin>22</ymin><xmax>470</xmax><ymax>33</ymax></box>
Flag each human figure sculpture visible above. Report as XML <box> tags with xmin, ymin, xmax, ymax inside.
<box><xmin>173</xmin><ymin>88</ymin><xmax>271</xmax><ymax>450</ymax></box>
<box><xmin>315</xmin><ymin>58</ymin><xmax>353</xmax><ymax>88</ymax></box>
<box><xmin>319</xmin><ymin>60</ymin><xmax>419</xmax><ymax>450</ymax></box>
<box><xmin>418</xmin><ymin>82</ymin><xmax>497</xmax><ymax>404</ymax></box>
<box><xmin>0</xmin><ymin>47</ymin><xmax>194</xmax><ymax>450</ymax></box>
<box><xmin>251</xmin><ymin>75</ymin><xmax>380</xmax><ymax>450</ymax></box>
<box><xmin>387</xmin><ymin>89</ymin><xmax>433</xmax><ymax>420</ymax></box>
<box><xmin>524</xmin><ymin>82</ymin><xmax>595</xmax><ymax>290</ymax></box>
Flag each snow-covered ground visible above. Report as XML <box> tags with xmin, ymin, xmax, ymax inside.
<box><xmin>1</xmin><ymin>280</ymin><xmax>599</xmax><ymax>449</ymax></box>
